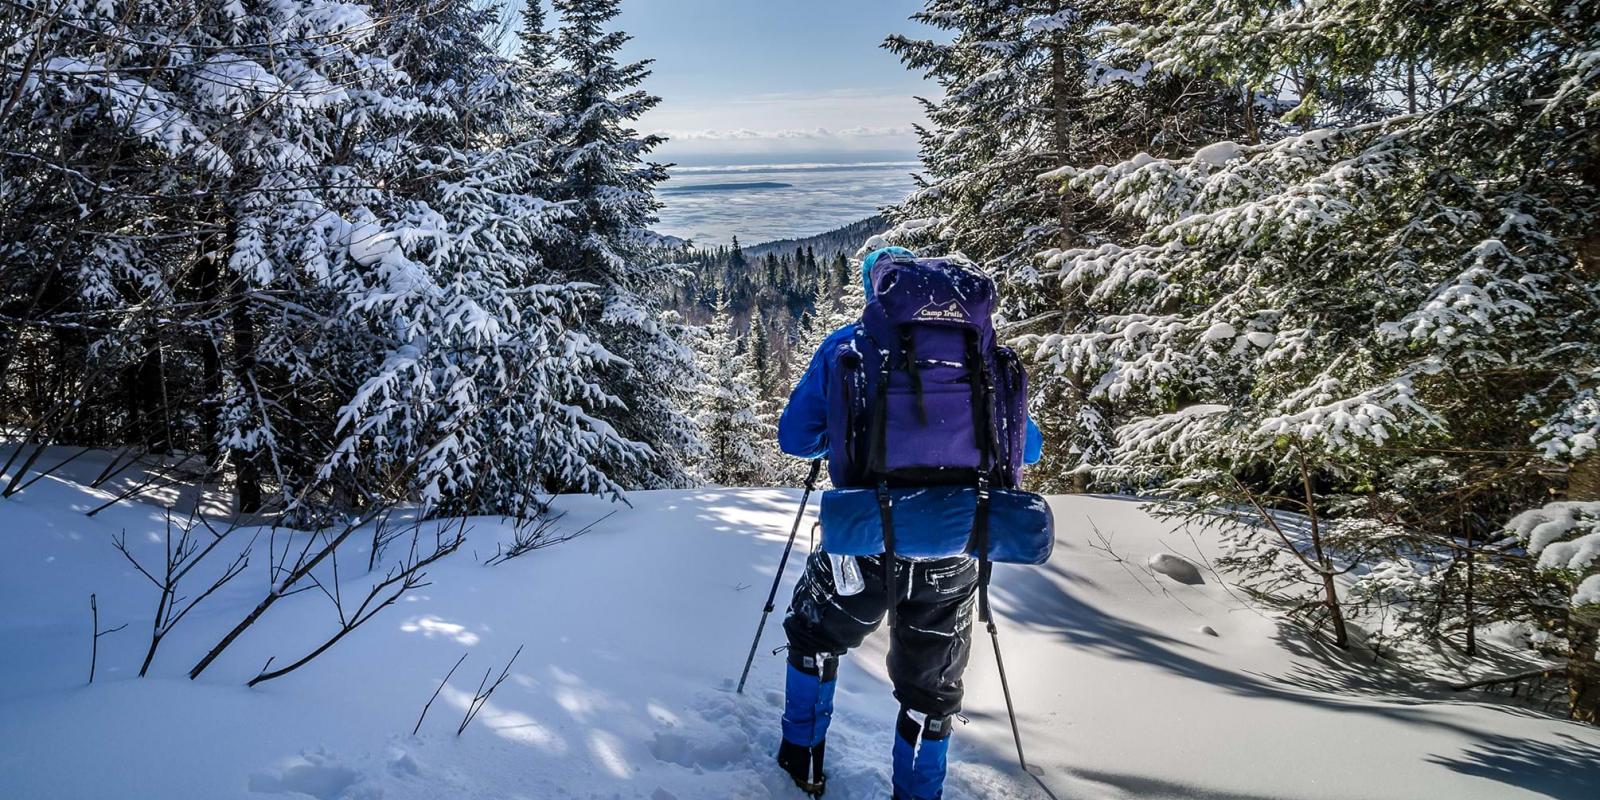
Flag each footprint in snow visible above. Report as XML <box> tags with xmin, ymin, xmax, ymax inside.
<box><xmin>1148</xmin><ymin>552</ymin><xmax>1204</xmax><ymax>585</ymax></box>
<box><xmin>248</xmin><ymin>750</ymin><xmax>379</xmax><ymax>800</ymax></box>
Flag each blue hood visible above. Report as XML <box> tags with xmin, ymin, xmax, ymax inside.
<box><xmin>861</xmin><ymin>246</ymin><xmax>915</xmax><ymax>296</ymax></box>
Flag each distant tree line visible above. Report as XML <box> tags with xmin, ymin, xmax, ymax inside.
<box><xmin>673</xmin><ymin>219</ymin><xmax>883</xmax><ymax>487</ymax></box>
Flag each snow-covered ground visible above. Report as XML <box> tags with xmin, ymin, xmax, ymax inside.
<box><xmin>2</xmin><ymin>456</ymin><xmax>1598</xmax><ymax>799</ymax></box>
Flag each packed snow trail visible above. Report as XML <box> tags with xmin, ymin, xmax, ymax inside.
<box><xmin>2</xmin><ymin>461</ymin><xmax>1598</xmax><ymax>799</ymax></box>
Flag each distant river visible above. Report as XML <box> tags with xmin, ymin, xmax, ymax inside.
<box><xmin>654</xmin><ymin>160</ymin><xmax>921</xmax><ymax>246</ymax></box>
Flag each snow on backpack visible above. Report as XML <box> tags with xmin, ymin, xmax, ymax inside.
<box><xmin>816</xmin><ymin>254</ymin><xmax>1054</xmax><ymax>618</ymax></box>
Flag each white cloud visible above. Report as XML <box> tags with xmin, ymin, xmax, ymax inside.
<box><xmin>642</xmin><ymin>86</ymin><xmax>933</xmax><ymax>157</ymax></box>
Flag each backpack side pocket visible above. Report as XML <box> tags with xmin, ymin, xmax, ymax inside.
<box><xmin>991</xmin><ymin>346</ymin><xmax>1030</xmax><ymax>486</ymax></box>
<box><xmin>826</xmin><ymin>340</ymin><xmax>868</xmax><ymax>484</ymax></box>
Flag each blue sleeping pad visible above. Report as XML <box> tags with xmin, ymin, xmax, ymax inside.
<box><xmin>818</xmin><ymin>486</ymin><xmax>1054</xmax><ymax>564</ymax></box>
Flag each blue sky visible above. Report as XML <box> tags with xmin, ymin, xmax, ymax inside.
<box><xmin>611</xmin><ymin>0</ymin><xmax>936</xmax><ymax>164</ymax></box>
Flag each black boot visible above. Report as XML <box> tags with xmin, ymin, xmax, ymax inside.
<box><xmin>777</xmin><ymin>738</ymin><xmax>827</xmax><ymax>797</ymax></box>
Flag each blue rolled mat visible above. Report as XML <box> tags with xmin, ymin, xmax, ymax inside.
<box><xmin>818</xmin><ymin>486</ymin><xmax>1054</xmax><ymax>565</ymax></box>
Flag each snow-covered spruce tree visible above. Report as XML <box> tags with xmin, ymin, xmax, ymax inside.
<box><xmin>793</xmin><ymin>276</ymin><xmax>864</xmax><ymax>383</ymax></box>
<box><xmin>1027</xmin><ymin>0</ymin><xmax>1600</xmax><ymax>709</ymax></box>
<box><xmin>1</xmin><ymin>1</ymin><xmax>681</xmax><ymax>517</ymax></box>
<box><xmin>692</xmin><ymin>303</ymin><xmax>772</xmax><ymax>487</ymax></box>
<box><xmin>518</xmin><ymin>0</ymin><xmax>558</xmax><ymax>83</ymax></box>
<box><xmin>545</xmin><ymin>0</ymin><xmax>699</xmax><ymax>490</ymax></box>
<box><xmin>745</xmin><ymin>306</ymin><xmax>780</xmax><ymax>403</ymax></box>
<box><xmin>741</xmin><ymin>305</ymin><xmax>799</xmax><ymax>482</ymax></box>
<box><xmin>882</xmin><ymin>0</ymin><xmax>1253</xmax><ymax>491</ymax></box>
<box><xmin>0</xmin><ymin>0</ymin><xmax>431</xmax><ymax>512</ymax></box>
<box><xmin>313</xmin><ymin>0</ymin><xmax>657</xmax><ymax>516</ymax></box>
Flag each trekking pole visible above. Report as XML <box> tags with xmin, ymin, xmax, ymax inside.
<box><xmin>987</xmin><ymin>617</ymin><xmax>1030</xmax><ymax>772</ymax></box>
<box><xmin>989</xmin><ymin>613</ymin><xmax>1059</xmax><ymax>798</ymax></box>
<box><xmin>735</xmin><ymin>459</ymin><xmax>823</xmax><ymax>694</ymax></box>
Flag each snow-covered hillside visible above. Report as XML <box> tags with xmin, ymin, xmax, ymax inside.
<box><xmin>2</xmin><ymin>463</ymin><xmax>1597</xmax><ymax>800</ymax></box>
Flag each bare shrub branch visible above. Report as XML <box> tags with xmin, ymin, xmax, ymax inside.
<box><xmin>113</xmin><ymin>507</ymin><xmax>254</xmax><ymax>676</ymax></box>
<box><xmin>458</xmin><ymin>644</ymin><xmax>523</xmax><ymax>736</ymax></box>
<box><xmin>246</xmin><ymin>518</ymin><xmax>468</xmax><ymax>687</ymax></box>
<box><xmin>88</xmin><ymin>593</ymin><xmax>127</xmax><ymax>684</ymax></box>
<box><xmin>483</xmin><ymin>510</ymin><xmax>613</xmax><ymax>566</ymax></box>
<box><xmin>413</xmin><ymin>651</ymin><xmax>469</xmax><ymax>736</ymax></box>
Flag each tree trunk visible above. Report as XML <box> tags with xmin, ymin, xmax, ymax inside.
<box><xmin>1321</xmin><ymin>571</ymin><xmax>1350</xmax><ymax>649</ymax></box>
<box><xmin>1241</xmin><ymin>87</ymin><xmax>1258</xmax><ymax>145</ymax></box>
<box><xmin>231</xmin><ymin>295</ymin><xmax>262</xmax><ymax>514</ymax></box>
<box><xmin>1049</xmin><ymin>41</ymin><xmax>1090</xmax><ymax>493</ymax></box>
<box><xmin>1050</xmin><ymin>42</ymin><xmax>1073</xmax><ymax>250</ymax></box>
<box><xmin>1301</xmin><ymin>455</ymin><xmax>1349</xmax><ymax>648</ymax></box>
<box><xmin>193</xmin><ymin>232</ymin><xmax>226</xmax><ymax>479</ymax></box>
<box><xmin>1568</xmin><ymin>607</ymin><xmax>1600</xmax><ymax>723</ymax></box>
<box><xmin>0</xmin><ymin>262</ymin><xmax>56</xmax><ymax>397</ymax></box>
<box><xmin>132</xmin><ymin>340</ymin><xmax>170</xmax><ymax>454</ymax></box>
<box><xmin>1464</xmin><ymin>522</ymin><xmax>1478</xmax><ymax>658</ymax></box>
<box><xmin>198</xmin><ymin>335</ymin><xmax>224</xmax><ymax>477</ymax></box>
<box><xmin>1569</xmin><ymin>457</ymin><xmax>1600</xmax><ymax>503</ymax></box>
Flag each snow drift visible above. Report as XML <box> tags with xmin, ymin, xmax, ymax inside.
<box><xmin>1</xmin><ymin>457</ymin><xmax>1597</xmax><ymax>799</ymax></box>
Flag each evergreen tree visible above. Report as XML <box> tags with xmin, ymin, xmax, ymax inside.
<box><xmin>372</xmin><ymin>0</ymin><xmax>657</xmax><ymax>513</ymax></box>
<box><xmin>1027</xmin><ymin>0</ymin><xmax>1600</xmax><ymax>718</ymax></box>
<box><xmin>518</xmin><ymin>0</ymin><xmax>557</xmax><ymax>71</ymax></box>
<box><xmin>546</xmin><ymin>0</ymin><xmax>700</xmax><ymax>489</ymax></box>
<box><xmin>692</xmin><ymin>304</ymin><xmax>772</xmax><ymax>486</ymax></box>
<box><xmin>747</xmin><ymin>306</ymin><xmax>778</xmax><ymax>401</ymax></box>
<box><xmin>832</xmin><ymin>254</ymin><xmax>851</xmax><ymax>296</ymax></box>
<box><xmin>768</xmin><ymin>271</ymin><xmax>868</xmax><ymax>488</ymax></box>
<box><xmin>2</xmin><ymin>0</ymin><xmax>438</xmax><ymax>514</ymax></box>
<box><xmin>883</xmin><ymin>0</ymin><xmax>1252</xmax><ymax>491</ymax></box>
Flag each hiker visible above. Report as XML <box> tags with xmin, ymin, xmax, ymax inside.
<box><xmin>774</xmin><ymin>246</ymin><xmax>1043</xmax><ymax>799</ymax></box>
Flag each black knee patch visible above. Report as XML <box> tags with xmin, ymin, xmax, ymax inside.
<box><xmin>896</xmin><ymin>707</ymin><xmax>922</xmax><ymax>745</ymax></box>
<box><xmin>897</xmin><ymin>706</ymin><xmax>953</xmax><ymax>744</ymax></box>
<box><xmin>788</xmin><ymin>650</ymin><xmax>839</xmax><ymax>681</ymax></box>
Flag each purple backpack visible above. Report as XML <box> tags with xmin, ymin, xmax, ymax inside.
<box><xmin>824</xmin><ymin>255</ymin><xmax>1030</xmax><ymax>490</ymax></box>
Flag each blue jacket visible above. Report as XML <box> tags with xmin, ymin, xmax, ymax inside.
<box><xmin>778</xmin><ymin>327</ymin><xmax>1044</xmax><ymax>464</ymax></box>
<box><xmin>781</xmin><ymin>246</ymin><xmax>1043</xmax><ymax>465</ymax></box>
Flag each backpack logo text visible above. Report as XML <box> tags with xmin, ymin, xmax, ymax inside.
<box><xmin>914</xmin><ymin>300</ymin><xmax>969</xmax><ymax>322</ymax></box>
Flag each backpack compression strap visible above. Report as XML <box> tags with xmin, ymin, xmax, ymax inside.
<box><xmin>899</xmin><ymin>329</ymin><xmax>927</xmax><ymax>425</ymax></box>
<box><xmin>877</xmin><ymin>481</ymin><xmax>898</xmax><ymax>627</ymax></box>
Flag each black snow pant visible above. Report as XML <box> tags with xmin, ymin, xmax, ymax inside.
<box><xmin>783</xmin><ymin>550</ymin><xmax>978</xmax><ymax>717</ymax></box>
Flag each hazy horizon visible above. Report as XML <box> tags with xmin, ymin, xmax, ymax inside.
<box><xmin>654</xmin><ymin>156</ymin><xmax>920</xmax><ymax>247</ymax></box>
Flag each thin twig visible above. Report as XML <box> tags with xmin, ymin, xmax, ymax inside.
<box><xmin>89</xmin><ymin>593</ymin><xmax>127</xmax><ymax>684</ymax></box>
<box><xmin>413</xmin><ymin>652</ymin><xmax>469</xmax><ymax>736</ymax></box>
<box><xmin>457</xmin><ymin>645</ymin><xmax>524</xmax><ymax>736</ymax></box>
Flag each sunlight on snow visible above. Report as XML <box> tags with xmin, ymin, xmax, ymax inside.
<box><xmin>588</xmin><ymin>730</ymin><xmax>632</xmax><ymax>779</ymax></box>
<box><xmin>398</xmin><ymin>615</ymin><xmax>480</xmax><ymax>646</ymax></box>
<box><xmin>439</xmin><ymin>685</ymin><xmax>568</xmax><ymax>754</ymax></box>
